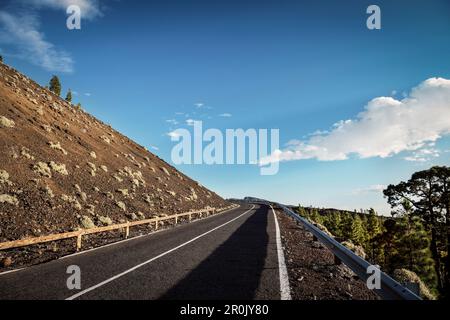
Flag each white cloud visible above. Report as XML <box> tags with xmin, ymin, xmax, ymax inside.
<box><xmin>0</xmin><ymin>11</ymin><xmax>74</xmax><ymax>72</ymax></box>
<box><xmin>166</xmin><ymin>119</ymin><xmax>178</xmax><ymax>125</ymax></box>
<box><xmin>219</xmin><ymin>113</ymin><xmax>232</xmax><ymax>117</ymax></box>
<box><xmin>84</xmin><ymin>92</ymin><xmax>92</xmax><ymax>97</ymax></box>
<box><xmin>0</xmin><ymin>1</ymin><xmax>103</xmax><ymax>72</ymax></box>
<box><xmin>404</xmin><ymin>147</ymin><xmax>440</xmax><ymax>162</ymax></box>
<box><xmin>167</xmin><ymin>131</ymin><xmax>180</xmax><ymax>138</ymax></box>
<box><xmin>194</xmin><ymin>102</ymin><xmax>212</xmax><ymax>110</ymax></box>
<box><xmin>150</xmin><ymin>145</ymin><xmax>159</xmax><ymax>151</ymax></box>
<box><xmin>353</xmin><ymin>184</ymin><xmax>387</xmax><ymax>195</ymax></box>
<box><xmin>260</xmin><ymin>78</ymin><xmax>450</xmax><ymax>165</ymax></box>
<box><xmin>26</xmin><ymin>0</ymin><xmax>102</xmax><ymax>20</ymax></box>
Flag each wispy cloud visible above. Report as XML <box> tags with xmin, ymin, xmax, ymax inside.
<box><xmin>404</xmin><ymin>147</ymin><xmax>440</xmax><ymax>162</ymax></box>
<box><xmin>167</xmin><ymin>131</ymin><xmax>180</xmax><ymax>138</ymax></box>
<box><xmin>194</xmin><ymin>102</ymin><xmax>212</xmax><ymax>110</ymax></box>
<box><xmin>0</xmin><ymin>0</ymin><xmax>103</xmax><ymax>72</ymax></box>
<box><xmin>260</xmin><ymin>77</ymin><xmax>450</xmax><ymax>165</ymax></box>
<box><xmin>26</xmin><ymin>0</ymin><xmax>103</xmax><ymax>20</ymax></box>
<box><xmin>219</xmin><ymin>113</ymin><xmax>232</xmax><ymax>117</ymax></box>
<box><xmin>353</xmin><ymin>184</ymin><xmax>387</xmax><ymax>195</ymax></box>
<box><xmin>166</xmin><ymin>119</ymin><xmax>178</xmax><ymax>125</ymax></box>
<box><xmin>0</xmin><ymin>11</ymin><xmax>74</xmax><ymax>72</ymax></box>
<box><xmin>84</xmin><ymin>92</ymin><xmax>92</xmax><ymax>97</ymax></box>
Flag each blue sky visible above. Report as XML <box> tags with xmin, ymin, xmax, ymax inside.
<box><xmin>1</xmin><ymin>0</ymin><xmax>449</xmax><ymax>214</ymax></box>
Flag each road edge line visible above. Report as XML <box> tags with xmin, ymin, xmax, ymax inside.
<box><xmin>271</xmin><ymin>205</ymin><xmax>292</xmax><ymax>300</ymax></box>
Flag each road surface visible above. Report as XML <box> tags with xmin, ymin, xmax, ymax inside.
<box><xmin>0</xmin><ymin>204</ymin><xmax>290</xmax><ymax>300</ymax></box>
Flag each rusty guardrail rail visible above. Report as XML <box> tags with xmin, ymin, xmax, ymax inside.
<box><xmin>247</xmin><ymin>198</ymin><xmax>421</xmax><ymax>300</ymax></box>
<box><xmin>0</xmin><ymin>204</ymin><xmax>239</xmax><ymax>252</ymax></box>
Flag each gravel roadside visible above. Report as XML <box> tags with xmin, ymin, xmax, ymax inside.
<box><xmin>276</xmin><ymin>210</ymin><xmax>379</xmax><ymax>300</ymax></box>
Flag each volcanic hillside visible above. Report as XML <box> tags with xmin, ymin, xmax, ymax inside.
<box><xmin>0</xmin><ymin>61</ymin><xmax>229</xmax><ymax>243</ymax></box>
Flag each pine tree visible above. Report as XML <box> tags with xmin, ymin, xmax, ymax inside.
<box><xmin>367</xmin><ymin>208</ymin><xmax>382</xmax><ymax>239</ymax></box>
<box><xmin>340</xmin><ymin>213</ymin><xmax>354</xmax><ymax>240</ymax></box>
<box><xmin>324</xmin><ymin>211</ymin><xmax>342</xmax><ymax>237</ymax></box>
<box><xmin>65</xmin><ymin>89</ymin><xmax>73</xmax><ymax>103</ymax></box>
<box><xmin>350</xmin><ymin>215</ymin><xmax>368</xmax><ymax>246</ymax></box>
<box><xmin>0</xmin><ymin>55</ymin><xmax>3</xmax><ymax>62</ymax></box>
<box><xmin>310</xmin><ymin>208</ymin><xmax>323</xmax><ymax>225</ymax></box>
<box><xmin>297</xmin><ymin>206</ymin><xmax>308</xmax><ymax>218</ymax></box>
<box><xmin>393</xmin><ymin>216</ymin><xmax>437</xmax><ymax>289</ymax></box>
<box><xmin>49</xmin><ymin>75</ymin><xmax>61</xmax><ymax>96</ymax></box>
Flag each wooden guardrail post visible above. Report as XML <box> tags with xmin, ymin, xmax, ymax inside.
<box><xmin>155</xmin><ymin>218</ymin><xmax>159</xmax><ymax>230</ymax></box>
<box><xmin>125</xmin><ymin>223</ymin><xmax>130</xmax><ymax>239</ymax></box>
<box><xmin>189</xmin><ymin>213</ymin><xmax>192</xmax><ymax>222</ymax></box>
<box><xmin>175</xmin><ymin>215</ymin><xmax>178</xmax><ymax>225</ymax></box>
<box><xmin>76</xmin><ymin>234</ymin><xmax>82</xmax><ymax>251</ymax></box>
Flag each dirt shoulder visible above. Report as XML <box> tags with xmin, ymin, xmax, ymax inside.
<box><xmin>276</xmin><ymin>210</ymin><xmax>379</xmax><ymax>300</ymax></box>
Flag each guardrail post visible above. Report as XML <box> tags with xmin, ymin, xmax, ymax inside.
<box><xmin>155</xmin><ymin>218</ymin><xmax>159</xmax><ymax>230</ymax></box>
<box><xmin>189</xmin><ymin>213</ymin><xmax>192</xmax><ymax>222</ymax></box>
<box><xmin>76</xmin><ymin>234</ymin><xmax>82</xmax><ymax>251</ymax></box>
<box><xmin>125</xmin><ymin>223</ymin><xmax>130</xmax><ymax>239</ymax></box>
<box><xmin>175</xmin><ymin>215</ymin><xmax>178</xmax><ymax>225</ymax></box>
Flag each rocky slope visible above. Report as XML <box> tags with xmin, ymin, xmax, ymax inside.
<box><xmin>0</xmin><ymin>61</ymin><xmax>229</xmax><ymax>245</ymax></box>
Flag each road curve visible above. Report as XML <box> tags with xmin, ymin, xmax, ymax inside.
<box><xmin>0</xmin><ymin>204</ymin><xmax>286</xmax><ymax>300</ymax></box>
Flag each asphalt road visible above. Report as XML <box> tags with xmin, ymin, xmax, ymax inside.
<box><xmin>0</xmin><ymin>204</ymin><xmax>287</xmax><ymax>300</ymax></box>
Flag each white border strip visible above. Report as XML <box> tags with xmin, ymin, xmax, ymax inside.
<box><xmin>271</xmin><ymin>205</ymin><xmax>292</xmax><ymax>300</ymax></box>
<box><xmin>0</xmin><ymin>267</ymin><xmax>24</xmax><ymax>276</ymax></box>
<box><xmin>66</xmin><ymin>205</ymin><xmax>254</xmax><ymax>300</ymax></box>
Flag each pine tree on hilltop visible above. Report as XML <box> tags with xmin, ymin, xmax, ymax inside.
<box><xmin>340</xmin><ymin>212</ymin><xmax>354</xmax><ymax>240</ymax></box>
<box><xmin>65</xmin><ymin>89</ymin><xmax>73</xmax><ymax>103</ymax></box>
<box><xmin>297</xmin><ymin>206</ymin><xmax>308</xmax><ymax>218</ymax></box>
<box><xmin>324</xmin><ymin>211</ymin><xmax>342</xmax><ymax>237</ymax></box>
<box><xmin>367</xmin><ymin>208</ymin><xmax>382</xmax><ymax>239</ymax></box>
<box><xmin>349</xmin><ymin>215</ymin><xmax>369</xmax><ymax>246</ymax></box>
<box><xmin>310</xmin><ymin>208</ymin><xmax>323</xmax><ymax>225</ymax></box>
<box><xmin>49</xmin><ymin>75</ymin><xmax>61</xmax><ymax>96</ymax></box>
<box><xmin>0</xmin><ymin>55</ymin><xmax>3</xmax><ymax>62</ymax></box>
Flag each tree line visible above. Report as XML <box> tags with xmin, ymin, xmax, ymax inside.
<box><xmin>297</xmin><ymin>166</ymin><xmax>449</xmax><ymax>299</ymax></box>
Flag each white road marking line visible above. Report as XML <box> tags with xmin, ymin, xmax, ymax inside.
<box><xmin>60</xmin><ymin>205</ymin><xmax>241</xmax><ymax>260</ymax></box>
<box><xmin>66</xmin><ymin>205</ymin><xmax>255</xmax><ymax>300</ymax></box>
<box><xmin>271</xmin><ymin>205</ymin><xmax>292</xmax><ymax>300</ymax></box>
<box><xmin>0</xmin><ymin>267</ymin><xmax>25</xmax><ymax>277</ymax></box>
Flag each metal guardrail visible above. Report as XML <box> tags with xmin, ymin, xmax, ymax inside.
<box><xmin>248</xmin><ymin>198</ymin><xmax>422</xmax><ymax>300</ymax></box>
<box><xmin>0</xmin><ymin>204</ymin><xmax>239</xmax><ymax>252</ymax></box>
